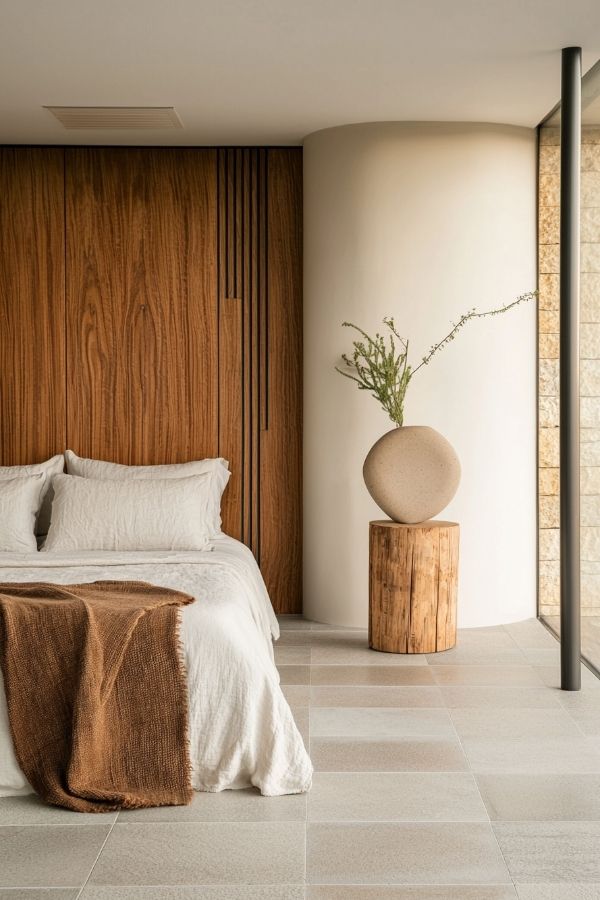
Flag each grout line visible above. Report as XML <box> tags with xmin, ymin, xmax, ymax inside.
<box><xmin>309</xmin><ymin>768</ymin><xmax>600</xmax><ymax>774</ymax></box>
<box><xmin>74</xmin><ymin>816</ymin><xmax>117</xmax><ymax>900</ymax></box>
<box><xmin>558</xmin><ymin>708</ymin><xmax>597</xmax><ymax>739</ymax></box>
<box><xmin>3</xmin><ymin>882</ymin><xmax>523</xmax><ymax>890</ymax></box>
<box><xmin>447</xmin><ymin>691</ymin><xmax>517</xmax><ymax>891</ymax></box>
<box><xmin>4</xmin><ymin>813</ymin><xmax>600</xmax><ymax>828</ymax></box>
<box><xmin>70</xmin><ymin>817</ymin><xmax>311</xmax><ymax>827</ymax></box>
<box><xmin>303</xmin><ymin>810</ymin><xmax>308</xmax><ymax>886</ymax></box>
<box><xmin>0</xmin><ymin>821</ymin><xmax>116</xmax><ymax>827</ymax></box>
<box><xmin>306</xmin><ymin>816</ymin><xmax>590</xmax><ymax>824</ymax></box>
<box><xmin>307</xmin><ymin>769</ymin><xmax>494</xmax><ymax>774</ymax></box>
<box><xmin>306</xmin><ymin>883</ymin><xmax>517</xmax><ymax>889</ymax></box>
<box><xmin>1</xmin><ymin>888</ymin><xmax>81</xmax><ymax>892</ymax></box>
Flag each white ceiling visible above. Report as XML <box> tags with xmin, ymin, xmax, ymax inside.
<box><xmin>1</xmin><ymin>0</ymin><xmax>600</xmax><ymax>146</ymax></box>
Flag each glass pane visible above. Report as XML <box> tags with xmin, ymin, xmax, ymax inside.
<box><xmin>580</xmin><ymin>59</ymin><xmax>600</xmax><ymax>671</ymax></box>
<box><xmin>538</xmin><ymin>58</ymin><xmax>600</xmax><ymax>674</ymax></box>
<box><xmin>537</xmin><ymin>111</ymin><xmax>560</xmax><ymax>644</ymax></box>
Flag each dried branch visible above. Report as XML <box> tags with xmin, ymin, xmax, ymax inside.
<box><xmin>335</xmin><ymin>292</ymin><xmax>537</xmax><ymax>427</ymax></box>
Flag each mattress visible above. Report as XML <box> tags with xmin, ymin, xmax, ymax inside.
<box><xmin>0</xmin><ymin>535</ymin><xmax>313</xmax><ymax>798</ymax></box>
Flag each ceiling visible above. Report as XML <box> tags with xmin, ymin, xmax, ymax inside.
<box><xmin>2</xmin><ymin>0</ymin><xmax>600</xmax><ymax>146</ymax></box>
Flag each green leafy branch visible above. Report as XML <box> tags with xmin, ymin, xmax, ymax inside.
<box><xmin>335</xmin><ymin>291</ymin><xmax>537</xmax><ymax>427</ymax></box>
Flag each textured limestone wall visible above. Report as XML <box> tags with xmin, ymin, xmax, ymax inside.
<box><xmin>539</xmin><ymin>125</ymin><xmax>600</xmax><ymax>617</ymax></box>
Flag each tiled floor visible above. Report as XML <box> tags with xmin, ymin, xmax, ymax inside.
<box><xmin>1</xmin><ymin>618</ymin><xmax>600</xmax><ymax>898</ymax></box>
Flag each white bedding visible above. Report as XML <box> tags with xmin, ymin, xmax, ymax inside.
<box><xmin>0</xmin><ymin>535</ymin><xmax>313</xmax><ymax>798</ymax></box>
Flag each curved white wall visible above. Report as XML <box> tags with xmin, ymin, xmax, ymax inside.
<box><xmin>303</xmin><ymin>123</ymin><xmax>537</xmax><ymax>628</ymax></box>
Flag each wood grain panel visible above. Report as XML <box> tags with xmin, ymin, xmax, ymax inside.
<box><xmin>260</xmin><ymin>149</ymin><xmax>303</xmax><ymax>613</ymax></box>
<box><xmin>66</xmin><ymin>149</ymin><xmax>218</xmax><ymax>465</ymax></box>
<box><xmin>139</xmin><ymin>152</ymin><xmax>218</xmax><ymax>464</ymax></box>
<box><xmin>0</xmin><ymin>148</ymin><xmax>66</xmax><ymax>465</ymax></box>
<box><xmin>66</xmin><ymin>149</ymin><xmax>144</xmax><ymax>462</ymax></box>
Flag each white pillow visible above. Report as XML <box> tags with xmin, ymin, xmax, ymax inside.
<box><xmin>43</xmin><ymin>474</ymin><xmax>213</xmax><ymax>553</ymax></box>
<box><xmin>0</xmin><ymin>455</ymin><xmax>64</xmax><ymax>534</ymax></box>
<box><xmin>64</xmin><ymin>450</ymin><xmax>230</xmax><ymax>536</ymax></box>
<box><xmin>0</xmin><ymin>475</ymin><xmax>45</xmax><ymax>552</ymax></box>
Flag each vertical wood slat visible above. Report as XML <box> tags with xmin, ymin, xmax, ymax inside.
<box><xmin>226</xmin><ymin>149</ymin><xmax>236</xmax><ymax>300</ymax></box>
<box><xmin>218</xmin><ymin>148</ymin><xmax>263</xmax><ymax>557</ymax></box>
<box><xmin>218</xmin><ymin>149</ymin><xmax>243</xmax><ymax>540</ymax></box>
<box><xmin>218</xmin><ymin>292</ymin><xmax>243</xmax><ymax>540</ymax></box>
<box><xmin>66</xmin><ymin>148</ymin><xmax>218</xmax><ymax>465</ymax></box>
<box><xmin>0</xmin><ymin>148</ymin><xmax>66</xmax><ymax>465</ymax></box>
<box><xmin>236</xmin><ymin>149</ymin><xmax>244</xmax><ymax>302</ymax></box>
<box><xmin>250</xmin><ymin>151</ymin><xmax>261</xmax><ymax>556</ymax></box>
<box><xmin>260</xmin><ymin>149</ymin><xmax>303</xmax><ymax>613</ymax></box>
<box><xmin>242</xmin><ymin>150</ymin><xmax>254</xmax><ymax>552</ymax></box>
<box><xmin>242</xmin><ymin>150</ymin><xmax>252</xmax><ymax>548</ymax></box>
<box><xmin>258</xmin><ymin>150</ymin><xmax>269</xmax><ymax>434</ymax></box>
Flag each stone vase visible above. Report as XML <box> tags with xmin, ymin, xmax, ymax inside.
<box><xmin>363</xmin><ymin>425</ymin><xmax>461</xmax><ymax>524</ymax></box>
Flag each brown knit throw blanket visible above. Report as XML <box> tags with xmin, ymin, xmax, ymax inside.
<box><xmin>0</xmin><ymin>580</ymin><xmax>195</xmax><ymax>813</ymax></box>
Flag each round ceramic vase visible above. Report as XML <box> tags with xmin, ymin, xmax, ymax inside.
<box><xmin>363</xmin><ymin>425</ymin><xmax>461</xmax><ymax>524</ymax></box>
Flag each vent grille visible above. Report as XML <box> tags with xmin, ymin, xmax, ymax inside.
<box><xmin>44</xmin><ymin>107</ymin><xmax>183</xmax><ymax>130</ymax></box>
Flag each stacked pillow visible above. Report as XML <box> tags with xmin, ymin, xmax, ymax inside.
<box><xmin>64</xmin><ymin>451</ymin><xmax>230</xmax><ymax>538</ymax></box>
<box><xmin>0</xmin><ymin>452</ymin><xmax>230</xmax><ymax>553</ymax></box>
<box><xmin>0</xmin><ymin>454</ymin><xmax>64</xmax><ymax>535</ymax></box>
<box><xmin>0</xmin><ymin>473</ymin><xmax>46</xmax><ymax>552</ymax></box>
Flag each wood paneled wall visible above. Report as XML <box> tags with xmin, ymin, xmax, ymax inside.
<box><xmin>0</xmin><ymin>146</ymin><xmax>302</xmax><ymax>613</ymax></box>
<box><xmin>66</xmin><ymin>149</ymin><xmax>219</xmax><ymax>465</ymax></box>
<box><xmin>0</xmin><ymin>149</ymin><xmax>66</xmax><ymax>463</ymax></box>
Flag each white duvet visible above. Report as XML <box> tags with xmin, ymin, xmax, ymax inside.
<box><xmin>0</xmin><ymin>535</ymin><xmax>312</xmax><ymax>797</ymax></box>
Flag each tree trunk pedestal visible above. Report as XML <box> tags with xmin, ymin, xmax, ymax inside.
<box><xmin>369</xmin><ymin>519</ymin><xmax>459</xmax><ymax>654</ymax></box>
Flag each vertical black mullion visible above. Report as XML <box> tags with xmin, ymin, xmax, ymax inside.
<box><xmin>560</xmin><ymin>46</ymin><xmax>582</xmax><ymax>691</ymax></box>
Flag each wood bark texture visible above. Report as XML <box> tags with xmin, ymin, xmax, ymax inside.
<box><xmin>369</xmin><ymin>519</ymin><xmax>459</xmax><ymax>653</ymax></box>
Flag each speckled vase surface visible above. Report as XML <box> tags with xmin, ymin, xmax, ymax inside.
<box><xmin>363</xmin><ymin>425</ymin><xmax>461</xmax><ymax>524</ymax></box>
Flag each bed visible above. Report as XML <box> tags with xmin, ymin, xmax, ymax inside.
<box><xmin>0</xmin><ymin>534</ymin><xmax>313</xmax><ymax>799</ymax></box>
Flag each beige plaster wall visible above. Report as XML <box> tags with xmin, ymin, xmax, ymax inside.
<box><xmin>304</xmin><ymin>123</ymin><xmax>538</xmax><ymax>628</ymax></box>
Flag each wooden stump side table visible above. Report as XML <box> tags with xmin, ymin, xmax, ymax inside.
<box><xmin>369</xmin><ymin>519</ymin><xmax>459</xmax><ymax>654</ymax></box>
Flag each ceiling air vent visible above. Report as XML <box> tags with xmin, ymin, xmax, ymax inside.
<box><xmin>44</xmin><ymin>106</ymin><xmax>183</xmax><ymax>129</ymax></box>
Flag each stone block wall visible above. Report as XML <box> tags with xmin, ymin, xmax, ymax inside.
<box><xmin>539</xmin><ymin>125</ymin><xmax>600</xmax><ymax>617</ymax></box>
